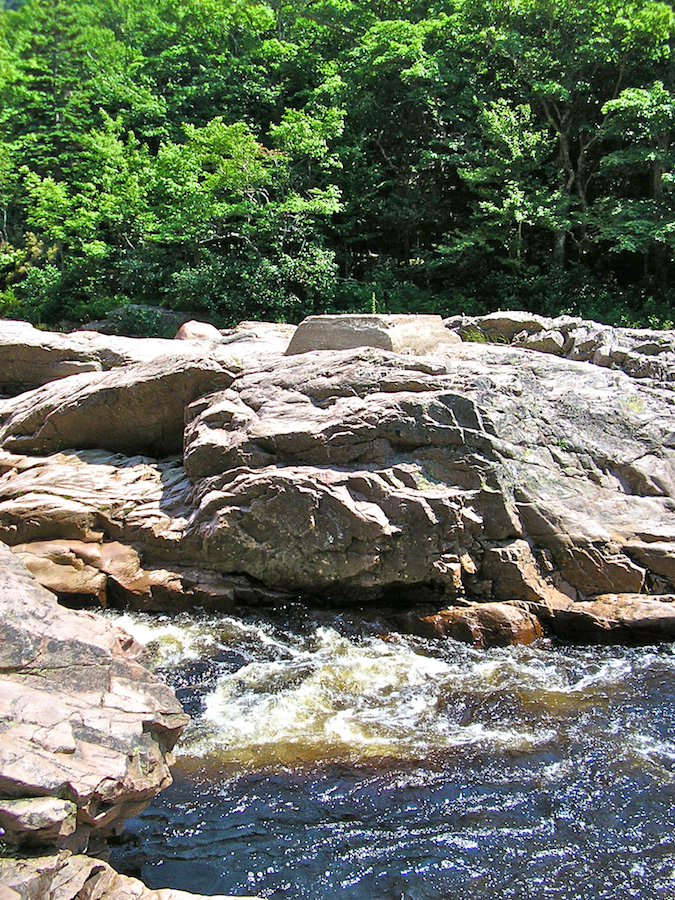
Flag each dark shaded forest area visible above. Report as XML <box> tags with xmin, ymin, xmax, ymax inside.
<box><xmin>1</xmin><ymin>0</ymin><xmax>674</xmax><ymax>329</ymax></box>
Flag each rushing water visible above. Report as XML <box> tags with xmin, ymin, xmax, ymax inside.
<box><xmin>108</xmin><ymin>607</ymin><xmax>675</xmax><ymax>899</ymax></box>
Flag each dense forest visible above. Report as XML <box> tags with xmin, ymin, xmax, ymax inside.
<box><xmin>1</xmin><ymin>0</ymin><xmax>674</xmax><ymax>330</ymax></box>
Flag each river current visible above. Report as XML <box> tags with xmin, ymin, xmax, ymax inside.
<box><xmin>108</xmin><ymin>607</ymin><xmax>675</xmax><ymax>899</ymax></box>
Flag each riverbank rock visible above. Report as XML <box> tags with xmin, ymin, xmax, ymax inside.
<box><xmin>0</xmin><ymin>851</ymin><xmax>261</xmax><ymax>900</ymax></box>
<box><xmin>285</xmin><ymin>313</ymin><xmax>460</xmax><ymax>355</ymax></box>
<box><xmin>416</xmin><ymin>602</ymin><xmax>543</xmax><ymax>648</ymax></box>
<box><xmin>447</xmin><ymin>311</ymin><xmax>675</xmax><ymax>384</ymax></box>
<box><xmin>520</xmin><ymin>592</ymin><xmax>675</xmax><ymax>643</ymax></box>
<box><xmin>0</xmin><ymin>319</ymin><xmax>292</xmax><ymax>394</ymax></box>
<box><xmin>0</xmin><ymin>542</ymin><xmax>189</xmax><ymax>852</ymax></box>
<box><xmin>0</xmin><ymin>321</ymin><xmax>222</xmax><ymax>393</ymax></box>
<box><xmin>174</xmin><ymin>320</ymin><xmax>223</xmax><ymax>342</ymax></box>
<box><xmin>181</xmin><ymin>342</ymin><xmax>675</xmax><ymax>603</ymax></box>
<box><xmin>0</xmin><ymin>356</ymin><xmax>235</xmax><ymax>457</ymax></box>
<box><xmin>9</xmin><ymin>535</ymin><xmax>294</xmax><ymax>612</ymax></box>
<box><xmin>0</xmin><ymin>319</ymin><xmax>674</xmax><ymax>643</ymax></box>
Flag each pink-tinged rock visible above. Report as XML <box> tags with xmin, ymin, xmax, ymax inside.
<box><xmin>174</xmin><ymin>320</ymin><xmax>223</xmax><ymax>341</ymax></box>
<box><xmin>285</xmin><ymin>313</ymin><xmax>460</xmax><ymax>356</ymax></box>
<box><xmin>0</xmin><ymin>355</ymin><xmax>235</xmax><ymax>457</ymax></box>
<box><xmin>0</xmin><ymin>542</ymin><xmax>189</xmax><ymax>851</ymax></box>
<box><xmin>0</xmin><ymin>324</ymin><xmax>674</xmax><ymax>627</ymax></box>
<box><xmin>0</xmin><ymin>851</ymin><xmax>263</xmax><ymax>900</ymax></box>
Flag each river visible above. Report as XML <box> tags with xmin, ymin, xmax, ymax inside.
<box><xmin>107</xmin><ymin>606</ymin><xmax>675</xmax><ymax>899</ymax></box>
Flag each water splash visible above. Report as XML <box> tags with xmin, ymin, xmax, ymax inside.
<box><xmin>107</xmin><ymin>610</ymin><xmax>667</xmax><ymax>770</ymax></box>
<box><xmin>108</xmin><ymin>609</ymin><xmax>675</xmax><ymax>900</ymax></box>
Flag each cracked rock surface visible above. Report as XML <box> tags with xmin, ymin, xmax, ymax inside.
<box><xmin>0</xmin><ymin>542</ymin><xmax>189</xmax><ymax>852</ymax></box>
<box><xmin>0</xmin><ymin>851</ymin><xmax>261</xmax><ymax>900</ymax></box>
<box><xmin>0</xmin><ymin>318</ymin><xmax>673</xmax><ymax>646</ymax></box>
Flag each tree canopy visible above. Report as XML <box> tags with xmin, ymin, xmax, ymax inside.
<box><xmin>1</xmin><ymin>0</ymin><xmax>674</xmax><ymax>329</ymax></box>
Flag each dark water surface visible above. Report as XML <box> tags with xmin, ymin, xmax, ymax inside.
<box><xmin>108</xmin><ymin>609</ymin><xmax>675</xmax><ymax>899</ymax></box>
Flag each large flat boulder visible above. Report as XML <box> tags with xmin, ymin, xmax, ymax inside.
<box><xmin>0</xmin><ymin>542</ymin><xmax>189</xmax><ymax>851</ymax></box>
<box><xmin>0</xmin><ymin>356</ymin><xmax>235</xmax><ymax>456</ymax></box>
<box><xmin>285</xmin><ymin>313</ymin><xmax>460</xmax><ymax>355</ymax></box>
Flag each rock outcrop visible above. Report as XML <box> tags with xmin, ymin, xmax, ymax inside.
<box><xmin>0</xmin><ymin>319</ymin><xmax>293</xmax><ymax>394</ymax></box>
<box><xmin>0</xmin><ymin>355</ymin><xmax>236</xmax><ymax>457</ymax></box>
<box><xmin>1</xmin><ymin>313</ymin><xmax>672</xmax><ymax>897</ymax></box>
<box><xmin>446</xmin><ymin>311</ymin><xmax>675</xmax><ymax>384</ymax></box>
<box><xmin>0</xmin><ymin>852</ymin><xmax>260</xmax><ymax>900</ymax></box>
<box><xmin>0</xmin><ymin>316</ymin><xmax>673</xmax><ymax>647</ymax></box>
<box><xmin>0</xmin><ymin>542</ymin><xmax>189</xmax><ymax>852</ymax></box>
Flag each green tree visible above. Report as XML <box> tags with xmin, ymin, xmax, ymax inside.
<box><xmin>595</xmin><ymin>81</ymin><xmax>675</xmax><ymax>277</ymax></box>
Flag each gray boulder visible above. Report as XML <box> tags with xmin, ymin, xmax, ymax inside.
<box><xmin>451</xmin><ymin>312</ymin><xmax>675</xmax><ymax>383</ymax></box>
<box><xmin>286</xmin><ymin>313</ymin><xmax>460</xmax><ymax>356</ymax></box>
<box><xmin>181</xmin><ymin>342</ymin><xmax>675</xmax><ymax>606</ymax></box>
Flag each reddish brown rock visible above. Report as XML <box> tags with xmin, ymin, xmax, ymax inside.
<box><xmin>526</xmin><ymin>592</ymin><xmax>675</xmax><ymax>643</ymax></box>
<box><xmin>418</xmin><ymin>602</ymin><xmax>543</xmax><ymax>649</ymax></box>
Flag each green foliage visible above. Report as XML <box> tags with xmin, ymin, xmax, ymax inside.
<box><xmin>104</xmin><ymin>302</ymin><xmax>175</xmax><ymax>337</ymax></box>
<box><xmin>1</xmin><ymin>0</ymin><xmax>675</xmax><ymax>327</ymax></box>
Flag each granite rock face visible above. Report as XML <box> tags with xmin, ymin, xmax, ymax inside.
<box><xmin>0</xmin><ymin>320</ymin><xmax>232</xmax><ymax>394</ymax></box>
<box><xmin>182</xmin><ymin>342</ymin><xmax>675</xmax><ymax>609</ymax></box>
<box><xmin>285</xmin><ymin>313</ymin><xmax>460</xmax><ymax>356</ymax></box>
<box><xmin>0</xmin><ymin>317</ymin><xmax>674</xmax><ymax>645</ymax></box>
<box><xmin>0</xmin><ymin>355</ymin><xmax>236</xmax><ymax>457</ymax></box>
<box><xmin>0</xmin><ymin>542</ymin><xmax>189</xmax><ymax>852</ymax></box>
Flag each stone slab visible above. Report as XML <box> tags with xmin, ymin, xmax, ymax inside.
<box><xmin>285</xmin><ymin>314</ymin><xmax>460</xmax><ymax>355</ymax></box>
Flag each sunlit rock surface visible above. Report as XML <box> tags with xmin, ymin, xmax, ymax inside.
<box><xmin>0</xmin><ymin>355</ymin><xmax>236</xmax><ymax>456</ymax></box>
<box><xmin>0</xmin><ymin>317</ymin><xmax>674</xmax><ymax>642</ymax></box>
<box><xmin>447</xmin><ymin>310</ymin><xmax>675</xmax><ymax>383</ymax></box>
<box><xmin>285</xmin><ymin>313</ymin><xmax>460</xmax><ymax>355</ymax></box>
<box><xmin>0</xmin><ymin>542</ymin><xmax>189</xmax><ymax>852</ymax></box>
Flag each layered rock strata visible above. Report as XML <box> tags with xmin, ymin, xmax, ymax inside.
<box><xmin>0</xmin><ymin>318</ymin><xmax>672</xmax><ymax>646</ymax></box>
<box><xmin>0</xmin><ymin>851</ymin><xmax>259</xmax><ymax>900</ymax></box>
<box><xmin>0</xmin><ymin>543</ymin><xmax>189</xmax><ymax>852</ymax></box>
<box><xmin>179</xmin><ymin>342</ymin><xmax>675</xmax><ymax>637</ymax></box>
